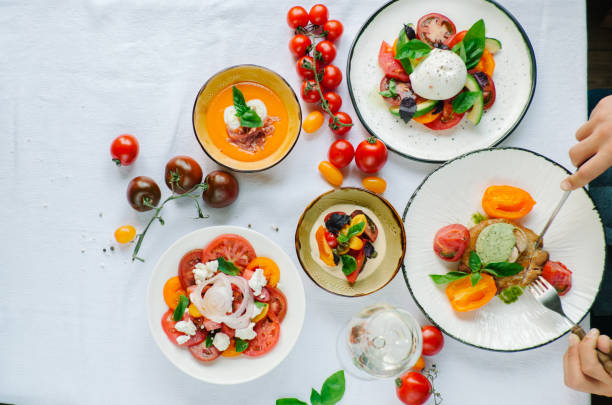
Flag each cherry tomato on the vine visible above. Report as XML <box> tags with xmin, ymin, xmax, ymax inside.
<box><xmin>321</xmin><ymin>65</ymin><xmax>342</xmax><ymax>89</ymax></box>
<box><xmin>126</xmin><ymin>176</ymin><xmax>161</xmax><ymax>212</ymax></box>
<box><xmin>289</xmin><ymin>34</ymin><xmax>311</xmax><ymax>57</ymax></box>
<box><xmin>164</xmin><ymin>156</ymin><xmax>203</xmax><ymax>194</ymax></box>
<box><xmin>362</xmin><ymin>176</ymin><xmax>387</xmax><ymax>194</ymax></box>
<box><xmin>114</xmin><ymin>225</ymin><xmax>136</xmax><ymax>244</ymax></box>
<box><xmin>322</xmin><ymin>92</ymin><xmax>342</xmax><ymax>114</ymax></box>
<box><xmin>315</xmin><ymin>40</ymin><xmax>336</xmax><ymax>65</ymax></box>
<box><xmin>328</xmin><ymin>112</ymin><xmax>352</xmax><ymax>136</ymax></box>
<box><xmin>395</xmin><ymin>371</ymin><xmax>432</xmax><ymax>405</ymax></box>
<box><xmin>421</xmin><ymin>325</ymin><xmax>444</xmax><ymax>356</ymax></box>
<box><xmin>287</xmin><ymin>6</ymin><xmax>309</xmax><ymax>29</ymax></box>
<box><xmin>303</xmin><ymin>110</ymin><xmax>325</xmax><ymax>133</ymax></box>
<box><xmin>309</xmin><ymin>4</ymin><xmax>329</xmax><ymax>25</ymax></box>
<box><xmin>355</xmin><ymin>137</ymin><xmax>388</xmax><ymax>173</ymax></box>
<box><xmin>202</xmin><ymin>170</ymin><xmax>239</xmax><ymax>208</ymax></box>
<box><xmin>323</xmin><ymin>20</ymin><xmax>344</xmax><ymax>41</ymax></box>
<box><xmin>110</xmin><ymin>134</ymin><xmax>139</xmax><ymax>166</ymax></box>
<box><xmin>301</xmin><ymin>80</ymin><xmax>321</xmax><ymax>103</ymax></box>
<box><xmin>328</xmin><ymin>139</ymin><xmax>354</xmax><ymax>168</ymax></box>
<box><xmin>296</xmin><ymin>55</ymin><xmax>317</xmax><ymax>79</ymax></box>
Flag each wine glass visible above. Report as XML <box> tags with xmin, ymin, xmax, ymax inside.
<box><xmin>337</xmin><ymin>303</ymin><xmax>422</xmax><ymax>380</ymax></box>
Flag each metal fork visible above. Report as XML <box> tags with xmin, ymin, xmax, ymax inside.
<box><xmin>528</xmin><ymin>276</ymin><xmax>612</xmax><ymax>374</ymax></box>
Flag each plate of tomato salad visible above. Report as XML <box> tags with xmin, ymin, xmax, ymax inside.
<box><xmin>147</xmin><ymin>226</ymin><xmax>305</xmax><ymax>384</ymax></box>
<box><xmin>347</xmin><ymin>0</ymin><xmax>536</xmax><ymax>163</ymax></box>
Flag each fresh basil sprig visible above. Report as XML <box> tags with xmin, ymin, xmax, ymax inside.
<box><xmin>340</xmin><ymin>254</ymin><xmax>357</xmax><ymax>275</ymax></box>
<box><xmin>482</xmin><ymin>261</ymin><xmax>524</xmax><ymax>277</ymax></box>
<box><xmin>430</xmin><ymin>251</ymin><xmax>524</xmax><ymax>287</ymax></box>
<box><xmin>217</xmin><ymin>257</ymin><xmax>239</xmax><ymax>275</ymax></box>
<box><xmin>395</xmin><ymin>39</ymin><xmax>431</xmax><ymax>60</ymax></box>
<box><xmin>205</xmin><ymin>332</ymin><xmax>213</xmax><ymax>348</ymax></box>
<box><xmin>452</xmin><ymin>91</ymin><xmax>480</xmax><ymax>113</ymax></box>
<box><xmin>232</xmin><ymin>86</ymin><xmax>263</xmax><ymax>128</ymax></box>
<box><xmin>430</xmin><ymin>271</ymin><xmax>469</xmax><ymax>284</ymax></box>
<box><xmin>337</xmin><ymin>222</ymin><xmax>365</xmax><ymax>244</ymax></box>
<box><xmin>235</xmin><ymin>338</ymin><xmax>249</xmax><ymax>353</ymax></box>
<box><xmin>278</xmin><ymin>370</ymin><xmax>345</xmax><ymax>405</ymax></box>
<box><xmin>451</xmin><ymin>41</ymin><xmax>466</xmax><ymax>62</ymax></box>
<box><xmin>379</xmin><ymin>78</ymin><xmax>398</xmax><ymax>98</ymax></box>
<box><xmin>173</xmin><ymin>294</ymin><xmax>189</xmax><ymax>321</ymax></box>
<box><xmin>461</xmin><ymin>19</ymin><xmax>486</xmax><ymax>69</ymax></box>
<box><xmin>394</xmin><ymin>25</ymin><xmax>414</xmax><ymax>74</ymax></box>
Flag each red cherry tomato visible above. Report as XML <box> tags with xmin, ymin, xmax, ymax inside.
<box><xmin>296</xmin><ymin>55</ymin><xmax>317</xmax><ymax>79</ymax></box>
<box><xmin>110</xmin><ymin>134</ymin><xmax>139</xmax><ymax>166</ymax></box>
<box><xmin>433</xmin><ymin>224</ymin><xmax>470</xmax><ymax>262</ymax></box>
<box><xmin>324</xmin><ymin>231</ymin><xmax>338</xmax><ymax>248</ymax></box>
<box><xmin>328</xmin><ymin>112</ymin><xmax>352</xmax><ymax>136</ymax></box>
<box><xmin>421</xmin><ymin>325</ymin><xmax>444</xmax><ymax>356</ymax></box>
<box><xmin>289</xmin><ymin>34</ymin><xmax>311</xmax><ymax>57</ymax></box>
<box><xmin>322</xmin><ymin>91</ymin><xmax>342</xmax><ymax>114</ymax></box>
<box><xmin>315</xmin><ymin>40</ymin><xmax>336</xmax><ymax>65</ymax></box>
<box><xmin>287</xmin><ymin>6</ymin><xmax>309</xmax><ymax>29</ymax></box>
<box><xmin>309</xmin><ymin>4</ymin><xmax>329</xmax><ymax>25</ymax></box>
<box><xmin>395</xmin><ymin>371</ymin><xmax>432</xmax><ymax>405</ymax></box>
<box><xmin>416</xmin><ymin>12</ymin><xmax>456</xmax><ymax>46</ymax></box>
<box><xmin>542</xmin><ymin>261</ymin><xmax>573</xmax><ymax>296</ymax></box>
<box><xmin>425</xmin><ymin>99</ymin><xmax>464</xmax><ymax>130</ymax></box>
<box><xmin>355</xmin><ymin>137</ymin><xmax>388</xmax><ymax>173</ymax></box>
<box><xmin>301</xmin><ymin>80</ymin><xmax>321</xmax><ymax>103</ymax></box>
<box><xmin>321</xmin><ymin>64</ymin><xmax>342</xmax><ymax>89</ymax></box>
<box><xmin>323</xmin><ymin>20</ymin><xmax>344</xmax><ymax>41</ymax></box>
<box><xmin>328</xmin><ymin>139</ymin><xmax>354</xmax><ymax>168</ymax></box>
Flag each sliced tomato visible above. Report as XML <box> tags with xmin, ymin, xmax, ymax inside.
<box><xmin>447</xmin><ymin>30</ymin><xmax>467</xmax><ymax>49</ymax></box>
<box><xmin>221</xmin><ymin>323</ymin><xmax>235</xmax><ymax>339</ymax></box>
<box><xmin>178</xmin><ymin>249</ymin><xmax>203</xmax><ymax>289</ymax></box>
<box><xmin>346</xmin><ymin>248</ymin><xmax>366</xmax><ymax>284</ymax></box>
<box><xmin>417</xmin><ymin>13</ymin><xmax>456</xmax><ymax>46</ymax></box>
<box><xmin>201</xmin><ymin>234</ymin><xmax>256</xmax><ymax>271</ymax></box>
<box><xmin>425</xmin><ymin>99</ymin><xmax>464</xmax><ymax>130</ymax></box>
<box><xmin>161</xmin><ymin>310</ymin><xmax>206</xmax><ymax>347</ymax></box>
<box><xmin>379</xmin><ymin>76</ymin><xmax>413</xmax><ymax>107</ymax></box>
<box><xmin>468</xmin><ymin>72</ymin><xmax>496</xmax><ymax>110</ymax></box>
<box><xmin>433</xmin><ymin>224</ymin><xmax>470</xmax><ymax>262</ymax></box>
<box><xmin>378</xmin><ymin>41</ymin><xmax>410</xmax><ymax>82</ymax></box>
<box><xmin>542</xmin><ymin>261</ymin><xmax>573</xmax><ymax>296</ymax></box>
<box><xmin>189</xmin><ymin>341</ymin><xmax>221</xmax><ymax>362</ymax></box>
<box><xmin>243</xmin><ymin>317</ymin><xmax>281</xmax><ymax>357</ymax></box>
<box><xmin>267</xmin><ymin>286</ymin><xmax>288</xmax><ymax>323</ymax></box>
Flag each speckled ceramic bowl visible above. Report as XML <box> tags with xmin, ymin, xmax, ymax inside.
<box><xmin>295</xmin><ymin>188</ymin><xmax>406</xmax><ymax>297</ymax></box>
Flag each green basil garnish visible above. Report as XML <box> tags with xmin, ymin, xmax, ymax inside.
<box><xmin>254</xmin><ymin>301</ymin><xmax>266</xmax><ymax>309</ymax></box>
<box><xmin>173</xmin><ymin>294</ymin><xmax>189</xmax><ymax>321</ymax></box>
<box><xmin>337</xmin><ymin>222</ymin><xmax>366</xmax><ymax>244</ymax></box>
<box><xmin>452</xmin><ymin>41</ymin><xmax>466</xmax><ymax>62</ymax></box>
<box><xmin>217</xmin><ymin>257</ymin><xmax>240</xmax><ymax>275</ymax></box>
<box><xmin>232</xmin><ymin>86</ymin><xmax>263</xmax><ymax>128</ymax></box>
<box><xmin>205</xmin><ymin>332</ymin><xmax>213</xmax><ymax>348</ymax></box>
<box><xmin>468</xmin><ymin>251</ymin><xmax>482</xmax><ymax>272</ymax></box>
<box><xmin>472</xmin><ymin>212</ymin><xmax>487</xmax><ymax>224</ymax></box>
<box><xmin>310</xmin><ymin>389</ymin><xmax>322</xmax><ymax>405</ymax></box>
<box><xmin>452</xmin><ymin>91</ymin><xmax>481</xmax><ymax>113</ymax></box>
<box><xmin>320</xmin><ymin>370</ymin><xmax>346</xmax><ymax>405</ymax></box>
<box><xmin>379</xmin><ymin>78</ymin><xmax>398</xmax><ymax>98</ymax></box>
<box><xmin>340</xmin><ymin>254</ymin><xmax>357</xmax><ymax>275</ymax></box>
<box><xmin>276</xmin><ymin>399</ymin><xmax>308</xmax><ymax>405</ymax></box>
<box><xmin>235</xmin><ymin>338</ymin><xmax>249</xmax><ymax>353</ymax></box>
<box><xmin>395</xmin><ymin>39</ymin><xmax>431</xmax><ymax>60</ymax></box>
<box><xmin>470</xmin><ymin>271</ymin><xmax>482</xmax><ymax>286</ymax></box>
<box><xmin>499</xmin><ymin>286</ymin><xmax>524</xmax><ymax>304</ymax></box>
<box><xmin>461</xmin><ymin>19</ymin><xmax>486</xmax><ymax>69</ymax></box>
<box><xmin>483</xmin><ymin>261</ymin><xmax>524</xmax><ymax>277</ymax></box>
<box><xmin>429</xmin><ymin>271</ymin><xmax>469</xmax><ymax>284</ymax></box>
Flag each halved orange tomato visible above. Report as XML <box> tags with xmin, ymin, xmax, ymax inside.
<box><xmin>471</xmin><ymin>49</ymin><xmax>495</xmax><ymax>77</ymax></box>
<box><xmin>446</xmin><ymin>273</ymin><xmax>497</xmax><ymax>312</ymax></box>
<box><xmin>246</xmin><ymin>257</ymin><xmax>280</xmax><ymax>287</ymax></box>
<box><xmin>315</xmin><ymin>226</ymin><xmax>336</xmax><ymax>266</ymax></box>
<box><xmin>163</xmin><ymin>276</ymin><xmax>186</xmax><ymax>309</ymax></box>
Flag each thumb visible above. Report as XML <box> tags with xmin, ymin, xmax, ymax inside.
<box><xmin>561</xmin><ymin>174</ymin><xmax>585</xmax><ymax>191</ymax></box>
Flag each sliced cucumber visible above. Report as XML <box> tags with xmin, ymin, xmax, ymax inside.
<box><xmin>464</xmin><ymin>75</ymin><xmax>484</xmax><ymax>125</ymax></box>
<box><xmin>413</xmin><ymin>100</ymin><xmax>438</xmax><ymax>118</ymax></box>
<box><xmin>485</xmin><ymin>37</ymin><xmax>502</xmax><ymax>54</ymax></box>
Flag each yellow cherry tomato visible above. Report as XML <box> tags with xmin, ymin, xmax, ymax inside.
<box><xmin>114</xmin><ymin>225</ymin><xmax>136</xmax><ymax>244</ymax></box>
<box><xmin>221</xmin><ymin>339</ymin><xmax>242</xmax><ymax>357</ymax></box>
<box><xmin>318</xmin><ymin>161</ymin><xmax>343</xmax><ymax>187</ymax></box>
<box><xmin>412</xmin><ymin>356</ymin><xmax>425</xmax><ymax>371</ymax></box>
<box><xmin>246</xmin><ymin>257</ymin><xmax>280</xmax><ymax>287</ymax></box>
<box><xmin>303</xmin><ymin>110</ymin><xmax>325</xmax><ymax>133</ymax></box>
<box><xmin>252</xmin><ymin>303</ymin><xmax>269</xmax><ymax>323</ymax></box>
<box><xmin>188</xmin><ymin>303</ymin><xmax>202</xmax><ymax>318</ymax></box>
<box><xmin>163</xmin><ymin>276</ymin><xmax>186</xmax><ymax>309</ymax></box>
<box><xmin>348</xmin><ymin>236</ymin><xmax>364</xmax><ymax>250</ymax></box>
<box><xmin>362</xmin><ymin>176</ymin><xmax>387</xmax><ymax>194</ymax></box>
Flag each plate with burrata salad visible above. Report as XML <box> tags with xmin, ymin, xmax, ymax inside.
<box><xmin>402</xmin><ymin>148</ymin><xmax>606</xmax><ymax>351</ymax></box>
<box><xmin>146</xmin><ymin>226</ymin><xmax>305</xmax><ymax>384</ymax></box>
<box><xmin>347</xmin><ymin>0</ymin><xmax>536</xmax><ymax>162</ymax></box>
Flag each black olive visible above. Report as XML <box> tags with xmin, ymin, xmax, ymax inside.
<box><xmin>404</xmin><ymin>24</ymin><xmax>416</xmax><ymax>40</ymax></box>
<box><xmin>333</xmin><ymin>253</ymin><xmax>340</xmax><ymax>265</ymax></box>
<box><xmin>433</xmin><ymin>42</ymin><xmax>450</xmax><ymax>50</ymax></box>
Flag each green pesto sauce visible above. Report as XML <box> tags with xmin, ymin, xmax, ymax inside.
<box><xmin>499</xmin><ymin>286</ymin><xmax>524</xmax><ymax>304</ymax></box>
<box><xmin>475</xmin><ymin>223</ymin><xmax>515</xmax><ymax>264</ymax></box>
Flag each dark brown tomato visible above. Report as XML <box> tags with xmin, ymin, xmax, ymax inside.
<box><xmin>202</xmin><ymin>170</ymin><xmax>239</xmax><ymax>208</ymax></box>
<box><xmin>164</xmin><ymin>156</ymin><xmax>203</xmax><ymax>194</ymax></box>
<box><xmin>379</xmin><ymin>77</ymin><xmax>413</xmax><ymax>107</ymax></box>
<box><xmin>126</xmin><ymin>176</ymin><xmax>161</xmax><ymax>212</ymax></box>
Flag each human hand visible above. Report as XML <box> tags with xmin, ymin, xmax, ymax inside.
<box><xmin>563</xmin><ymin>328</ymin><xmax>612</xmax><ymax>396</ymax></box>
<box><xmin>561</xmin><ymin>95</ymin><xmax>612</xmax><ymax>191</ymax></box>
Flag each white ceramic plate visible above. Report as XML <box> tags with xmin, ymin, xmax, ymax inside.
<box><xmin>146</xmin><ymin>226</ymin><xmax>306</xmax><ymax>384</ymax></box>
<box><xmin>347</xmin><ymin>0</ymin><xmax>536</xmax><ymax>163</ymax></box>
<box><xmin>402</xmin><ymin>148</ymin><xmax>606</xmax><ymax>351</ymax></box>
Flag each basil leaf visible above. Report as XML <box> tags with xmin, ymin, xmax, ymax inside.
<box><xmin>232</xmin><ymin>85</ymin><xmax>263</xmax><ymax>128</ymax></box>
<box><xmin>238</xmin><ymin>108</ymin><xmax>263</xmax><ymax>128</ymax></box>
<box><xmin>340</xmin><ymin>255</ymin><xmax>357</xmax><ymax>276</ymax></box>
<box><xmin>235</xmin><ymin>338</ymin><xmax>249</xmax><ymax>353</ymax></box>
<box><xmin>451</xmin><ymin>41</ymin><xmax>466</xmax><ymax>62</ymax></box>
<box><xmin>254</xmin><ymin>301</ymin><xmax>266</xmax><ymax>309</ymax></box>
<box><xmin>468</xmin><ymin>251</ymin><xmax>482</xmax><ymax>272</ymax></box>
<box><xmin>217</xmin><ymin>257</ymin><xmax>239</xmax><ymax>275</ymax></box>
<box><xmin>337</xmin><ymin>222</ymin><xmax>366</xmax><ymax>244</ymax></box>
<box><xmin>462</xmin><ymin>19</ymin><xmax>485</xmax><ymax>69</ymax></box>
<box><xmin>452</xmin><ymin>91</ymin><xmax>480</xmax><ymax>113</ymax></box>
<box><xmin>470</xmin><ymin>272</ymin><xmax>481</xmax><ymax>287</ymax></box>
<box><xmin>205</xmin><ymin>333</ymin><xmax>213</xmax><ymax>348</ymax></box>
<box><xmin>429</xmin><ymin>271</ymin><xmax>469</xmax><ymax>284</ymax></box>
<box><xmin>379</xmin><ymin>78</ymin><xmax>398</xmax><ymax>98</ymax></box>
<box><xmin>394</xmin><ymin>27</ymin><xmax>414</xmax><ymax>74</ymax></box>
<box><xmin>396</xmin><ymin>39</ymin><xmax>431</xmax><ymax>60</ymax></box>
<box><xmin>173</xmin><ymin>294</ymin><xmax>189</xmax><ymax>321</ymax></box>
<box><xmin>483</xmin><ymin>262</ymin><xmax>524</xmax><ymax>277</ymax></box>
<box><xmin>310</xmin><ymin>389</ymin><xmax>322</xmax><ymax>405</ymax></box>
<box><xmin>232</xmin><ymin>85</ymin><xmax>249</xmax><ymax>115</ymax></box>
<box><xmin>276</xmin><ymin>399</ymin><xmax>307</xmax><ymax>405</ymax></box>
<box><xmin>320</xmin><ymin>370</ymin><xmax>345</xmax><ymax>405</ymax></box>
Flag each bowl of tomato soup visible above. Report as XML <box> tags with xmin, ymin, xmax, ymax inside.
<box><xmin>192</xmin><ymin>65</ymin><xmax>302</xmax><ymax>172</ymax></box>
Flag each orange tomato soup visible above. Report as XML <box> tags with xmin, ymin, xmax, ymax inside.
<box><xmin>205</xmin><ymin>82</ymin><xmax>288</xmax><ymax>162</ymax></box>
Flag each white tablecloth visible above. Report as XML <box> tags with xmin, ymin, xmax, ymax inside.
<box><xmin>0</xmin><ymin>0</ymin><xmax>589</xmax><ymax>403</ymax></box>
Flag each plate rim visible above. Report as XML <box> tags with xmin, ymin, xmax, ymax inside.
<box><xmin>346</xmin><ymin>0</ymin><xmax>538</xmax><ymax>164</ymax></box>
<box><xmin>400</xmin><ymin>146</ymin><xmax>606</xmax><ymax>352</ymax></box>
<box><xmin>145</xmin><ymin>225</ymin><xmax>306</xmax><ymax>384</ymax></box>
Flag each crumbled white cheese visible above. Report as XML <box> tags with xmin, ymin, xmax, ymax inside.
<box><xmin>251</xmin><ymin>303</ymin><xmax>264</xmax><ymax>319</ymax></box>
<box><xmin>248</xmin><ymin>268</ymin><xmax>267</xmax><ymax>296</ymax></box>
<box><xmin>174</xmin><ymin>319</ymin><xmax>196</xmax><ymax>336</ymax></box>
<box><xmin>193</xmin><ymin>260</ymin><xmax>219</xmax><ymax>285</ymax></box>
<box><xmin>235</xmin><ymin>322</ymin><xmax>257</xmax><ymax>340</ymax></box>
<box><xmin>212</xmin><ymin>332</ymin><xmax>230</xmax><ymax>351</ymax></box>
<box><xmin>176</xmin><ymin>335</ymin><xmax>190</xmax><ymax>345</ymax></box>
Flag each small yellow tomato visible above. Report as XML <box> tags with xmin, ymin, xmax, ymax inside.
<box><xmin>412</xmin><ymin>356</ymin><xmax>425</xmax><ymax>371</ymax></box>
<box><xmin>303</xmin><ymin>110</ymin><xmax>325</xmax><ymax>133</ymax></box>
<box><xmin>348</xmin><ymin>236</ymin><xmax>364</xmax><ymax>250</ymax></box>
<box><xmin>318</xmin><ymin>161</ymin><xmax>343</xmax><ymax>187</ymax></box>
<box><xmin>252</xmin><ymin>303</ymin><xmax>269</xmax><ymax>323</ymax></box>
<box><xmin>362</xmin><ymin>176</ymin><xmax>387</xmax><ymax>194</ymax></box>
<box><xmin>188</xmin><ymin>303</ymin><xmax>202</xmax><ymax>318</ymax></box>
<box><xmin>114</xmin><ymin>225</ymin><xmax>136</xmax><ymax>244</ymax></box>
